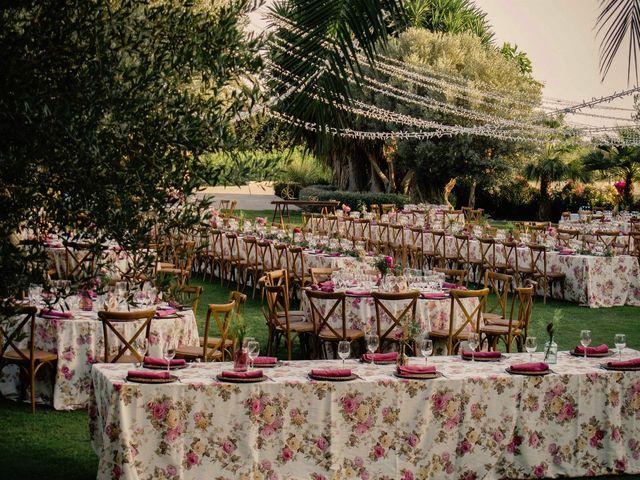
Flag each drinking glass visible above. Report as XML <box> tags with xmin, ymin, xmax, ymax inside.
<box><xmin>614</xmin><ymin>334</ymin><xmax>626</xmax><ymax>360</ymax></box>
<box><xmin>338</xmin><ymin>341</ymin><xmax>350</xmax><ymax>365</ymax></box>
<box><xmin>28</xmin><ymin>284</ymin><xmax>42</xmax><ymax>306</ymax></box>
<box><xmin>164</xmin><ymin>342</ymin><xmax>176</xmax><ymax>373</ymax></box>
<box><xmin>243</xmin><ymin>337</ymin><xmax>256</xmax><ymax>349</ymax></box>
<box><xmin>247</xmin><ymin>340</ymin><xmax>260</xmax><ymax>369</ymax></box>
<box><xmin>467</xmin><ymin>333</ymin><xmax>479</xmax><ymax>362</ymax></box>
<box><xmin>365</xmin><ymin>334</ymin><xmax>379</xmax><ymax>362</ymax></box>
<box><xmin>525</xmin><ymin>336</ymin><xmax>537</xmax><ymax>362</ymax></box>
<box><xmin>136</xmin><ymin>338</ymin><xmax>148</xmax><ymax>368</ymax></box>
<box><xmin>580</xmin><ymin>330</ymin><xmax>592</xmax><ymax>359</ymax></box>
<box><xmin>420</xmin><ymin>337</ymin><xmax>433</xmax><ymax>364</ymax></box>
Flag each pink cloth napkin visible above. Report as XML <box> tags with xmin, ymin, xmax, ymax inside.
<box><xmin>220</xmin><ymin>370</ymin><xmax>264</xmax><ymax>379</ymax></box>
<box><xmin>606</xmin><ymin>358</ymin><xmax>640</xmax><ymax>369</ymax></box>
<box><xmin>155</xmin><ymin>307</ymin><xmax>177</xmax><ymax>317</ymax></box>
<box><xmin>143</xmin><ymin>356</ymin><xmax>186</xmax><ymax>367</ymax></box>
<box><xmin>361</xmin><ymin>352</ymin><xmax>398</xmax><ymax>362</ymax></box>
<box><xmin>397</xmin><ymin>365</ymin><xmax>437</xmax><ymax>375</ymax></box>
<box><xmin>127</xmin><ymin>370</ymin><xmax>172</xmax><ymax>379</ymax></box>
<box><xmin>461</xmin><ymin>350</ymin><xmax>501</xmax><ymax>359</ymax></box>
<box><xmin>346</xmin><ymin>290</ymin><xmax>370</xmax><ymax>296</ymax></box>
<box><xmin>253</xmin><ymin>356</ymin><xmax>278</xmax><ymax>365</ymax></box>
<box><xmin>41</xmin><ymin>309</ymin><xmax>73</xmax><ymax>318</ymax></box>
<box><xmin>327</xmin><ymin>252</ymin><xmax>342</xmax><ymax>257</ymax></box>
<box><xmin>421</xmin><ymin>292</ymin><xmax>448</xmax><ymax>299</ymax></box>
<box><xmin>573</xmin><ymin>344</ymin><xmax>609</xmax><ymax>355</ymax></box>
<box><xmin>442</xmin><ymin>282</ymin><xmax>464</xmax><ymax>290</ymax></box>
<box><xmin>509</xmin><ymin>362</ymin><xmax>549</xmax><ymax>372</ymax></box>
<box><xmin>319</xmin><ymin>281</ymin><xmax>334</xmax><ymax>287</ymax></box>
<box><xmin>310</xmin><ymin>368</ymin><xmax>352</xmax><ymax>377</ymax></box>
<box><xmin>559</xmin><ymin>250</ymin><xmax>575</xmax><ymax>255</ymax></box>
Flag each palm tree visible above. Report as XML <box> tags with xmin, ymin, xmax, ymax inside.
<box><xmin>524</xmin><ymin>144</ymin><xmax>588</xmax><ymax>220</ymax></box>
<box><xmin>583</xmin><ymin>144</ymin><xmax>640</xmax><ymax>207</ymax></box>
<box><xmin>597</xmin><ymin>0</ymin><xmax>640</xmax><ymax>83</ymax></box>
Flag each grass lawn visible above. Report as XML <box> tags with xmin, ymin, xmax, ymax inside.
<box><xmin>1</xmin><ymin>208</ymin><xmax>639</xmax><ymax>480</ymax></box>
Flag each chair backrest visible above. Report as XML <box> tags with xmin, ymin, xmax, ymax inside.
<box><xmin>630</xmin><ymin>232</ymin><xmax>640</xmax><ymax>257</ymax></box>
<box><xmin>507</xmin><ymin>286</ymin><xmax>534</xmax><ymax>335</ymax></box>
<box><xmin>431</xmin><ymin>230</ymin><xmax>447</xmax><ymax>260</ymax></box>
<box><xmin>443</xmin><ymin>210</ymin><xmax>463</xmax><ymax>230</ymax></box>
<box><xmin>380</xmin><ymin>203</ymin><xmax>395</xmax><ymax>214</ymax></box>
<box><xmin>354</xmin><ymin>219</ymin><xmax>371</xmax><ymax>242</ymax></box>
<box><xmin>201</xmin><ymin>301</ymin><xmax>236</xmax><ymax>361</ymax></box>
<box><xmin>478</xmin><ymin>237</ymin><xmax>496</xmax><ymax>270</ymax></box>
<box><xmin>228</xmin><ymin>290</ymin><xmax>247</xmax><ymax>316</ymax></box>
<box><xmin>257</xmin><ymin>240</ymin><xmax>274</xmax><ymax>271</ymax></box>
<box><xmin>273</xmin><ymin>243</ymin><xmax>288</xmax><ymax>270</ymax></box>
<box><xmin>210</xmin><ymin>229</ymin><xmax>224</xmax><ymax>259</ymax></box>
<box><xmin>301</xmin><ymin>212</ymin><xmax>312</xmax><ymax>232</ymax></box>
<box><xmin>225</xmin><ymin>233</ymin><xmax>240</xmax><ymax>260</ymax></box>
<box><xmin>501</xmin><ymin>240</ymin><xmax>519</xmax><ymax>271</ymax></box>
<box><xmin>527</xmin><ymin>244</ymin><xmax>548</xmax><ymax>278</ymax></box>
<box><xmin>377</xmin><ymin>222</ymin><xmax>390</xmax><ymax>247</ymax></box>
<box><xmin>447</xmin><ymin>288</ymin><xmax>489</xmax><ymax>353</ymax></box>
<box><xmin>371</xmin><ymin>291</ymin><xmax>420</xmax><ymax>351</ymax></box>
<box><xmin>0</xmin><ymin>306</ymin><xmax>38</xmax><ymax>364</ymax></box>
<box><xmin>179</xmin><ymin>285</ymin><xmax>203</xmax><ymax>313</ymax></box>
<box><xmin>556</xmin><ymin>228</ymin><xmax>579</xmax><ymax>247</ymax></box>
<box><xmin>287</xmin><ymin>246</ymin><xmax>306</xmax><ymax>285</ymax></box>
<box><xmin>62</xmin><ymin>240</ymin><xmax>100</xmax><ymax>280</ymax></box>
<box><xmin>265</xmin><ymin>269</ymin><xmax>293</xmax><ymax>309</ymax></box>
<box><xmin>305</xmin><ymin>290</ymin><xmax>347</xmax><ymax>340</ymax></box>
<box><xmin>453</xmin><ymin>233</ymin><xmax>470</xmax><ymax>263</ymax></box>
<box><xmin>243</xmin><ymin>236</ymin><xmax>259</xmax><ymax>268</ymax></box>
<box><xmin>595</xmin><ymin>230</ymin><xmax>620</xmax><ymax>250</ymax></box>
<box><xmin>434</xmin><ymin>267</ymin><xmax>466</xmax><ymax>285</ymax></box>
<box><xmin>310</xmin><ymin>267</ymin><xmax>337</xmax><ymax>285</ymax></box>
<box><xmin>263</xmin><ymin>284</ymin><xmax>292</xmax><ymax>331</ymax></box>
<box><xmin>98</xmin><ymin>309</ymin><xmax>156</xmax><ymax>363</ymax></box>
<box><xmin>483</xmin><ymin>270</ymin><xmax>512</xmax><ymax>318</ymax></box>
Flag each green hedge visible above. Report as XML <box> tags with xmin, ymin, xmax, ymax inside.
<box><xmin>299</xmin><ymin>187</ymin><xmax>409</xmax><ymax>211</ymax></box>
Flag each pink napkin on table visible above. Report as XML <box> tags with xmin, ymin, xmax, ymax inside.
<box><xmin>155</xmin><ymin>307</ymin><xmax>177</xmax><ymax>317</ymax></box>
<box><xmin>310</xmin><ymin>368</ymin><xmax>352</xmax><ymax>377</ymax></box>
<box><xmin>253</xmin><ymin>356</ymin><xmax>278</xmax><ymax>365</ymax></box>
<box><xmin>606</xmin><ymin>358</ymin><xmax>640</xmax><ymax>369</ymax></box>
<box><xmin>361</xmin><ymin>352</ymin><xmax>398</xmax><ymax>362</ymax></box>
<box><xmin>442</xmin><ymin>282</ymin><xmax>465</xmax><ymax>290</ymax></box>
<box><xmin>327</xmin><ymin>252</ymin><xmax>342</xmax><ymax>257</ymax></box>
<box><xmin>346</xmin><ymin>290</ymin><xmax>370</xmax><ymax>296</ymax></box>
<box><xmin>397</xmin><ymin>365</ymin><xmax>436</xmax><ymax>375</ymax></box>
<box><xmin>421</xmin><ymin>292</ymin><xmax>448</xmax><ymax>299</ymax></box>
<box><xmin>461</xmin><ymin>350</ymin><xmax>501</xmax><ymax>359</ymax></box>
<box><xmin>320</xmin><ymin>286</ymin><xmax>334</xmax><ymax>293</ymax></box>
<box><xmin>319</xmin><ymin>281</ymin><xmax>334</xmax><ymax>287</ymax></box>
<box><xmin>220</xmin><ymin>370</ymin><xmax>264</xmax><ymax>379</ymax></box>
<box><xmin>573</xmin><ymin>344</ymin><xmax>609</xmax><ymax>355</ymax></box>
<box><xmin>559</xmin><ymin>250</ymin><xmax>575</xmax><ymax>255</ymax></box>
<box><xmin>127</xmin><ymin>370</ymin><xmax>172</xmax><ymax>379</ymax></box>
<box><xmin>509</xmin><ymin>362</ymin><xmax>549</xmax><ymax>372</ymax></box>
<box><xmin>143</xmin><ymin>356</ymin><xmax>186</xmax><ymax>367</ymax></box>
<box><xmin>41</xmin><ymin>309</ymin><xmax>73</xmax><ymax>318</ymax></box>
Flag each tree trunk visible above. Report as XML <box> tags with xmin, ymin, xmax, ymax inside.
<box><xmin>624</xmin><ymin>170</ymin><xmax>633</xmax><ymax>208</ymax></box>
<box><xmin>467</xmin><ymin>179</ymin><xmax>477</xmax><ymax>208</ymax></box>
<box><xmin>538</xmin><ymin>177</ymin><xmax>550</xmax><ymax>221</ymax></box>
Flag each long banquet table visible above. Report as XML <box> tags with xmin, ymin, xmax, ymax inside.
<box><xmin>0</xmin><ymin>309</ymin><xmax>199</xmax><ymax>410</ymax></box>
<box><xmin>90</xmin><ymin>353</ymin><xmax>640</xmax><ymax>479</ymax></box>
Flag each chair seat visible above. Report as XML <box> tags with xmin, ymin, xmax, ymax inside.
<box><xmin>482</xmin><ymin>312</ymin><xmax>505</xmax><ymax>323</ymax></box>
<box><xmin>175</xmin><ymin>345</ymin><xmax>222</xmax><ymax>360</ymax></box>
<box><xmin>277</xmin><ymin>310</ymin><xmax>306</xmax><ymax>319</ymax></box>
<box><xmin>480</xmin><ymin>324</ymin><xmax>522</xmax><ymax>336</ymax></box>
<box><xmin>200</xmin><ymin>336</ymin><xmax>233</xmax><ymax>348</ymax></box>
<box><xmin>3</xmin><ymin>350</ymin><xmax>57</xmax><ymax>363</ymax></box>
<box><xmin>318</xmin><ymin>329</ymin><xmax>365</xmax><ymax>341</ymax></box>
<box><xmin>276</xmin><ymin>321</ymin><xmax>314</xmax><ymax>334</ymax></box>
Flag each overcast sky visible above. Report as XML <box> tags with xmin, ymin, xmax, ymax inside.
<box><xmin>248</xmin><ymin>0</ymin><xmax>637</xmax><ymax>127</ymax></box>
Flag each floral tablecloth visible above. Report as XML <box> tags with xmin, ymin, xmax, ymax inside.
<box><xmin>90</xmin><ymin>352</ymin><xmax>640</xmax><ymax>480</ymax></box>
<box><xmin>0</xmin><ymin>309</ymin><xmax>199</xmax><ymax>410</ymax></box>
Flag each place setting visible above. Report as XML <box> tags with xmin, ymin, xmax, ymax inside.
<box><xmin>309</xmin><ymin>341</ymin><xmax>360</xmax><ymax>381</ymax></box>
<box><xmin>505</xmin><ymin>336</ymin><xmax>553</xmax><ymax>376</ymax></box>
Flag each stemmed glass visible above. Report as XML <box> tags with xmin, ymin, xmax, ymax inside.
<box><xmin>136</xmin><ymin>338</ymin><xmax>148</xmax><ymax>368</ymax></box>
<box><xmin>525</xmin><ymin>336</ymin><xmax>537</xmax><ymax>362</ymax></box>
<box><xmin>164</xmin><ymin>342</ymin><xmax>176</xmax><ymax>373</ymax></box>
<box><xmin>338</xmin><ymin>341</ymin><xmax>350</xmax><ymax>365</ymax></box>
<box><xmin>28</xmin><ymin>284</ymin><xmax>43</xmax><ymax>306</ymax></box>
<box><xmin>467</xmin><ymin>333</ymin><xmax>479</xmax><ymax>362</ymax></box>
<box><xmin>365</xmin><ymin>333</ymin><xmax>379</xmax><ymax>363</ymax></box>
<box><xmin>614</xmin><ymin>334</ymin><xmax>626</xmax><ymax>360</ymax></box>
<box><xmin>580</xmin><ymin>330</ymin><xmax>592</xmax><ymax>359</ymax></box>
<box><xmin>420</xmin><ymin>337</ymin><xmax>433</xmax><ymax>364</ymax></box>
<box><xmin>247</xmin><ymin>340</ymin><xmax>260</xmax><ymax>370</ymax></box>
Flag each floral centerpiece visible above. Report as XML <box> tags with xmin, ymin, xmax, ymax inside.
<box><xmin>543</xmin><ymin>309</ymin><xmax>562</xmax><ymax>363</ymax></box>
<box><xmin>342</xmin><ymin>203</ymin><xmax>351</xmax><ymax>215</ymax></box>
<box><xmin>231</xmin><ymin>313</ymin><xmax>248</xmax><ymax>371</ymax></box>
<box><xmin>374</xmin><ymin>255</ymin><xmax>402</xmax><ymax>276</ymax></box>
<box><xmin>255</xmin><ymin>216</ymin><xmax>266</xmax><ymax>226</ymax></box>
<box><xmin>395</xmin><ymin>313</ymin><xmax>421</xmax><ymax>366</ymax></box>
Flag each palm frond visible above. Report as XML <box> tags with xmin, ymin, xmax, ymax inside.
<box><xmin>597</xmin><ymin>0</ymin><xmax>640</xmax><ymax>84</ymax></box>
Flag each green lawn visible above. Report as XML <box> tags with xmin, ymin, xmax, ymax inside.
<box><xmin>1</xmin><ymin>208</ymin><xmax>639</xmax><ymax>480</ymax></box>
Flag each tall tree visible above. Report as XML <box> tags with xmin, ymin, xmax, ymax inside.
<box><xmin>597</xmin><ymin>0</ymin><xmax>640</xmax><ymax>83</ymax></box>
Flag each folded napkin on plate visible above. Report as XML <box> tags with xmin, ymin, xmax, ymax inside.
<box><xmin>509</xmin><ymin>362</ymin><xmax>549</xmax><ymax>372</ymax></box>
<box><xmin>361</xmin><ymin>352</ymin><xmax>398</xmax><ymax>362</ymax></box>
<box><xmin>220</xmin><ymin>370</ymin><xmax>264</xmax><ymax>379</ymax></box>
<box><xmin>127</xmin><ymin>370</ymin><xmax>172</xmax><ymax>379</ymax></box>
<box><xmin>319</xmin><ymin>281</ymin><xmax>334</xmax><ymax>287</ymax></box>
<box><xmin>346</xmin><ymin>290</ymin><xmax>370</xmax><ymax>296</ymax></box>
<box><xmin>421</xmin><ymin>292</ymin><xmax>448</xmax><ymax>299</ymax></box>
<box><xmin>559</xmin><ymin>250</ymin><xmax>575</xmax><ymax>255</ymax></box>
<box><xmin>327</xmin><ymin>252</ymin><xmax>342</xmax><ymax>257</ymax></box>
<box><xmin>461</xmin><ymin>350</ymin><xmax>501</xmax><ymax>359</ymax></box>
<box><xmin>155</xmin><ymin>307</ymin><xmax>177</xmax><ymax>317</ymax></box>
<box><xmin>320</xmin><ymin>286</ymin><xmax>334</xmax><ymax>293</ymax></box>
<box><xmin>397</xmin><ymin>365</ymin><xmax>436</xmax><ymax>375</ymax></box>
<box><xmin>310</xmin><ymin>368</ymin><xmax>352</xmax><ymax>377</ymax></box>
<box><xmin>442</xmin><ymin>282</ymin><xmax>464</xmax><ymax>290</ymax></box>
<box><xmin>143</xmin><ymin>356</ymin><xmax>186</xmax><ymax>367</ymax></box>
<box><xmin>41</xmin><ymin>309</ymin><xmax>73</xmax><ymax>318</ymax></box>
<box><xmin>573</xmin><ymin>344</ymin><xmax>609</xmax><ymax>355</ymax></box>
<box><xmin>253</xmin><ymin>356</ymin><xmax>278</xmax><ymax>365</ymax></box>
<box><xmin>606</xmin><ymin>358</ymin><xmax>640</xmax><ymax>369</ymax></box>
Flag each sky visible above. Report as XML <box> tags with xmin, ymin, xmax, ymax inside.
<box><xmin>248</xmin><ymin>0</ymin><xmax>637</xmax><ymax>128</ymax></box>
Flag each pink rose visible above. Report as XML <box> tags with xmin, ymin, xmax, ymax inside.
<box><xmin>342</xmin><ymin>397</ymin><xmax>357</xmax><ymax>414</ymax></box>
<box><xmin>459</xmin><ymin>439</ymin><xmax>472</xmax><ymax>454</ymax></box>
<box><xmin>559</xmin><ymin>402</ymin><xmax>574</xmax><ymax>420</ymax></box>
<box><xmin>493</xmin><ymin>430</ymin><xmax>504</xmax><ymax>443</ymax></box>
<box><xmin>373</xmin><ymin>444</ymin><xmax>385</xmax><ymax>459</ymax></box>
<box><xmin>529</xmin><ymin>432</ymin><xmax>540</xmax><ymax>448</ymax></box>
<box><xmin>407</xmin><ymin>434</ymin><xmax>418</xmax><ymax>448</ymax></box>
<box><xmin>315</xmin><ymin>437</ymin><xmax>328</xmax><ymax>451</ymax></box>
<box><xmin>261</xmin><ymin>460</ymin><xmax>272</xmax><ymax>470</ymax></box>
<box><xmin>612</xmin><ymin>427</ymin><xmax>622</xmax><ymax>442</ymax></box>
<box><xmin>251</xmin><ymin>399</ymin><xmax>264</xmax><ymax>415</ymax></box>
<box><xmin>289</xmin><ymin>408</ymin><xmax>298</xmax><ymax>418</ymax></box>
<box><xmin>222</xmin><ymin>440</ymin><xmax>235</xmax><ymax>454</ymax></box>
<box><xmin>533</xmin><ymin>465</ymin><xmax>546</xmax><ymax>478</ymax></box>
<box><xmin>151</xmin><ymin>403</ymin><xmax>167</xmax><ymax>420</ymax></box>
<box><xmin>354</xmin><ymin>456</ymin><xmax>364</xmax><ymax>467</ymax></box>
<box><xmin>262</xmin><ymin>424</ymin><xmax>275</xmax><ymax>437</ymax></box>
<box><xmin>385</xmin><ymin>256</ymin><xmax>394</xmax><ymax>268</ymax></box>
<box><xmin>281</xmin><ymin>446</ymin><xmax>293</xmax><ymax>462</ymax></box>
<box><xmin>402</xmin><ymin>470</ymin><xmax>414</xmax><ymax>480</ymax></box>
<box><xmin>165</xmin><ymin>427</ymin><xmax>180</xmax><ymax>443</ymax></box>
<box><xmin>166</xmin><ymin>465</ymin><xmax>177</xmax><ymax>476</ymax></box>
<box><xmin>186</xmin><ymin>451</ymin><xmax>199</xmax><ymax>466</ymax></box>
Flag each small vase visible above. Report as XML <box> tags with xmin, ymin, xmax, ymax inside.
<box><xmin>544</xmin><ymin>341</ymin><xmax>558</xmax><ymax>364</ymax></box>
<box><xmin>397</xmin><ymin>342</ymin><xmax>409</xmax><ymax>366</ymax></box>
<box><xmin>233</xmin><ymin>348</ymin><xmax>249</xmax><ymax>372</ymax></box>
<box><xmin>80</xmin><ymin>294</ymin><xmax>93</xmax><ymax>312</ymax></box>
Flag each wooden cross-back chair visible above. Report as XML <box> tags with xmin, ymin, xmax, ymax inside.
<box><xmin>178</xmin><ymin>285</ymin><xmax>203</xmax><ymax>313</ymax></box>
<box><xmin>389</xmin><ymin>224</ymin><xmax>407</xmax><ymax>266</ymax></box>
<box><xmin>443</xmin><ymin>210</ymin><xmax>464</xmax><ymax>230</ymax></box>
<box><xmin>241</xmin><ymin>236</ymin><xmax>263</xmax><ymax>298</ymax></box>
<box><xmin>595</xmin><ymin>230</ymin><xmax>621</xmax><ymax>252</ymax></box>
<box><xmin>301</xmin><ymin>212</ymin><xmax>313</xmax><ymax>233</ymax></box>
<box><xmin>497</xmin><ymin>240</ymin><xmax>518</xmax><ymax>276</ymax></box>
<box><xmin>310</xmin><ymin>267</ymin><xmax>337</xmax><ymax>285</ymax></box>
<box><xmin>263</xmin><ymin>284</ymin><xmax>313</xmax><ymax>360</ymax></box>
<box><xmin>556</xmin><ymin>228</ymin><xmax>580</xmax><ymax>248</ymax></box>
<box><xmin>176</xmin><ymin>301</ymin><xmax>235</xmax><ymax>362</ymax></box>
<box><xmin>207</xmin><ymin>229</ymin><xmax>225</xmax><ymax>283</ymax></box>
<box><xmin>272</xmin><ymin>243</ymin><xmax>288</xmax><ymax>270</ymax></box>
<box><xmin>408</xmin><ymin>227</ymin><xmax>426</xmax><ymax>270</ymax></box>
<box><xmin>482</xmin><ymin>270</ymin><xmax>513</xmax><ymax>325</ymax></box>
<box><xmin>223</xmin><ymin>233</ymin><xmax>242</xmax><ymax>288</ymax></box>
<box><xmin>98</xmin><ymin>309</ymin><xmax>156</xmax><ymax>363</ymax></box>
<box><xmin>287</xmin><ymin>246</ymin><xmax>312</xmax><ymax>299</ymax></box>
<box><xmin>453</xmin><ymin>233</ymin><xmax>480</xmax><ymax>285</ymax></box>
<box><xmin>200</xmin><ymin>291</ymin><xmax>247</xmax><ymax>359</ymax></box>
<box><xmin>524</xmin><ymin>244</ymin><xmax>565</xmax><ymax>303</ymax></box>
<box><xmin>462</xmin><ymin>207</ymin><xmax>484</xmax><ymax>225</ymax></box>
<box><xmin>478</xmin><ymin>237</ymin><xmax>497</xmax><ymax>278</ymax></box>
<box><xmin>429</xmin><ymin>288</ymin><xmax>489</xmax><ymax>355</ymax></box>
<box><xmin>0</xmin><ymin>306</ymin><xmax>57</xmax><ymax>413</ymax></box>
<box><xmin>62</xmin><ymin>240</ymin><xmax>101</xmax><ymax>281</ymax></box>
<box><xmin>371</xmin><ymin>291</ymin><xmax>420</xmax><ymax>353</ymax></box>
<box><xmin>305</xmin><ymin>290</ymin><xmax>365</xmax><ymax>359</ymax></box>
<box><xmin>433</xmin><ymin>267</ymin><xmax>466</xmax><ymax>286</ymax></box>
<box><xmin>158</xmin><ymin>240</ymin><xmax>196</xmax><ymax>286</ymax></box>
<box><xmin>374</xmin><ymin>222</ymin><xmax>391</xmax><ymax>255</ymax></box>
<box><xmin>380</xmin><ymin>204</ymin><xmax>395</xmax><ymax>214</ymax></box>
<box><xmin>479</xmin><ymin>286</ymin><xmax>534</xmax><ymax>352</ymax></box>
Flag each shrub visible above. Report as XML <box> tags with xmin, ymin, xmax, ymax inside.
<box><xmin>299</xmin><ymin>187</ymin><xmax>409</xmax><ymax>212</ymax></box>
<box><xmin>475</xmin><ymin>177</ymin><xmax>538</xmax><ymax>220</ymax></box>
<box><xmin>279</xmin><ymin>149</ymin><xmax>332</xmax><ymax>186</ymax></box>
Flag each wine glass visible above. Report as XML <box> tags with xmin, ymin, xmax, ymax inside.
<box><xmin>614</xmin><ymin>334</ymin><xmax>626</xmax><ymax>360</ymax></box>
<box><xmin>420</xmin><ymin>337</ymin><xmax>433</xmax><ymax>364</ymax></box>
<box><xmin>243</xmin><ymin>337</ymin><xmax>255</xmax><ymax>349</ymax></box>
<box><xmin>365</xmin><ymin>333</ymin><xmax>379</xmax><ymax>363</ymax></box>
<box><xmin>136</xmin><ymin>338</ymin><xmax>148</xmax><ymax>368</ymax></box>
<box><xmin>28</xmin><ymin>284</ymin><xmax>42</xmax><ymax>306</ymax></box>
<box><xmin>525</xmin><ymin>336</ymin><xmax>537</xmax><ymax>362</ymax></box>
<box><xmin>164</xmin><ymin>342</ymin><xmax>176</xmax><ymax>373</ymax></box>
<box><xmin>338</xmin><ymin>341</ymin><xmax>350</xmax><ymax>365</ymax></box>
<box><xmin>247</xmin><ymin>340</ymin><xmax>260</xmax><ymax>369</ymax></box>
<box><xmin>467</xmin><ymin>333</ymin><xmax>479</xmax><ymax>362</ymax></box>
<box><xmin>580</xmin><ymin>330</ymin><xmax>592</xmax><ymax>359</ymax></box>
